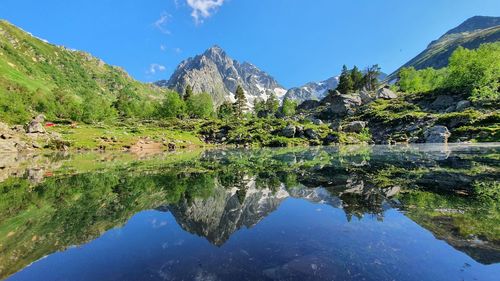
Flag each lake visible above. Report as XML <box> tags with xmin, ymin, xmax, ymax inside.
<box><xmin>0</xmin><ymin>144</ymin><xmax>499</xmax><ymax>281</ymax></box>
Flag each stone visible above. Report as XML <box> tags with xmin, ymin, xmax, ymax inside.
<box><xmin>430</xmin><ymin>95</ymin><xmax>455</xmax><ymax>110</ymax></box>
<box><xmin>456</xmin><ymin>100</ymin><xmax>471</xmax><ymax>111</ymax></box>
<box><xmin>376</xmin><ymin>87</ymin><xmax>397</xmax><ymax>99</ymax></box>
<box><xmin>311</xmin><ymin>118</ymin><xmax>323</xmax><ymax>125</ymax></box>
<box><xmin>424</xmin><ymin>126</ymin><xmax>451</xmax><ymax>143</ymax></box>
<box><xmin>27</xmin><ymin>114</ymin><xmax>46</xmax><ymax>134</ymax></box>
<box><xmin>304</xmin><ymin>128</ymin><xmax>319</xmax><ymax>140</ymax></box>
<box><xmin>321</xmin><ymin>92</ymin><xmax>362</xmax><ymax>118</ymax></box>
<box><xmin>359</xmin><ymin>90</ymin><xmax>374</xmax><ymax>104</ymax></box>
<box><xmin>323</xmin><ymin>134</ymin><xmax>338</xmax><ymax>145</ymax></box>
<box><xmin>280</xmin><ymin>124</ymin><xmax>296</xmax><ymax>138</ymax></box>
<box><xmin>342</xmin><ymin>121</ymin><xmax>367</xmax><ymax>133</ymax></box>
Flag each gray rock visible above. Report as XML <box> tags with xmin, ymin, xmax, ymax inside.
<box><xmin>456</xmin><ymin>100</ymin><xmax>471</xmax><ymax>111</ymax></box>
<box><xmin>311</xmin><ymin>118</ymin><xmax>323</xmax><ymax>125</ymax></box>
<box><xmin>425</xmin><ymin>126</ymin><xmax>451</xmax><ymax>143</ymax></box>
<box><xmin>431</xmin><ymin>95</ymin><xmax>455</xmax><ymax>110</ymax></box>
<box><xmin>304</xmin><ymin>128</ymin><xmax>319</xmax><ymax>139</ymax></box>
<box><xmin>27</xmin><ymin>114</ymin><xmax>46</xmax><ymax>134</ymax></box>
<box><xmin>342</xmin><ymin>121</ymin><xmax>367</xmax><ymax>133</ymax></box>
<box><xmin>321</xmin><ymin>92</ymin><xmax>362</xmax><ymax>118</ymax></box>
<box><xmin>280</xmin><ymin>124</ymin><xmax>296</xmax><ymax>138</ymax></box>
<box><xmin>376</xmin><ymin>87</ymin><xmax>397</xmax><ymax>99</ymax></box>
<box><xmin>359</xmin><ymin>90</ymin><xmax>374</xmax><ymax>104</ymax></box>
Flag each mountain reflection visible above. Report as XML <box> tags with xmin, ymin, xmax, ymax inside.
<box><xmin>0</xmin><ymin>144</ymin><xmax>499</xmax><ymax>279</ymax></box>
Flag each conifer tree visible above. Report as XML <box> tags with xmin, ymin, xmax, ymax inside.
<box><xmin>234</xmin><ymin>85</ymin><xmax>247</xmax><ymax>117</ymax></box>
<box><xmin>265</xmin><ymin>92</ymin><xmax>279</xmax><ymax>115</ymax></box>
<box><xmin>184</xmin><ymin>85</ymin><xmax>193</xmax><ymax>101</ymax></box>
<box><xmin>336</xmin><ymin>65</ymin><xmax>354</xmax><ymax>94</ymax></box>
<box><xmin>350</xmin><ymin>66</ymin><xmax>364</xmax><ymax>91</ymax></box>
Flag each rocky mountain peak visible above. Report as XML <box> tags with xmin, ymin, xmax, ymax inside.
<box><xmin>157</xmin><ymin>46</ymin><xmax>286</xmax><ymax>107</ymax></box>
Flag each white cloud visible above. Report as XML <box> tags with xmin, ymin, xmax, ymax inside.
<box><xmin>174</xmin><ymin>47</ymin><xmax>182</xmax><ymax>54</ymax></box>
<box><xmin>186</xmin><ymin>0</ymin><xmax>225</xmax><ymax>24</ymax></box>
<box><xmin>148</xmin><ymin>64</ymin><xmax>167</xmax><ymax>74</ymax></box>
<box><xmin>154</xmin><ymin>12</ymin><xmax>172</xmax><ymax>34</ymax></box>
<box><xmin>160</xmin><ymin>44</ymin><xmax>167</xmax><ymax>51</ymax></box>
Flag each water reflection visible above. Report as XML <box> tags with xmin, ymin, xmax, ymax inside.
<box><xmin>0</xmin><ymin>144</ymin><xmax>499</xmax><ymax>280</ymax></box>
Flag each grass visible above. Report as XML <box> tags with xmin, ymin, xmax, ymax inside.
<box><xmin>48</xmin><ymin>123</ymin><xmax>206</xmax><ymax>150</ymax></box>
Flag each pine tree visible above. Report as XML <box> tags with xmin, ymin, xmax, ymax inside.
<box><xmin>265</xmin><ymin>93</ymin><xmax>279</xmax><ymax>115</ymax></box>
<box><xmin>234</xmin><ymin>85</ymin><xmax>247</xmax><ymax>118</ymax></box>
<box><xmin>336</xmin><ymin>65</ymin><xmax>354</xmax><ymax>95</ymax></box>
<box><xmin>184</xmin><ymin>85</ymin><xmax>193</xmax><ymax>101</ymax></box>
<box><xmin>363</xmin><ymin>65</ymin><xmax>381</xmax><ymax>91</ymax></box>
<box><xmin>350</xmin><ymin>66</ymin><xmax>364</xmax><ymax>91</ymax></box>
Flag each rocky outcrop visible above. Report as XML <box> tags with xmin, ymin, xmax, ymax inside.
<box><xmin>320</xmin><ymin>91</ymin><xmax>362</xmax><ymax>118</ymax></box>
<box><xmin>425</xmin><ymin>126</ymin><xmax>451</xmax><ymax>143</ymax></box>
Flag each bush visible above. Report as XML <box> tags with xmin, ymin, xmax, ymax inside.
<box><xmin>187</xmin><ymin>93</ymin><xmax>214</xmax><ymax>119</ymax></box>
<box><xmin>158</xmin><ymin>91</ymin><xmax>186</xmax><ymax>118</ymax></box>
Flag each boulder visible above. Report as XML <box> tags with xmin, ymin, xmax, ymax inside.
<box><xmin>280</xmin><ymin>124</ymin><xmax>296</xmax><ymax>138</ymax></box>
<box><xmin>310</xmin><ymin>118</ymin><xmax>323</xmax><ymax>125</ymax></box>
<box><xmin>424</xmin><ymin>126</ymin><xmax>451</xmax><ymax>143</ymax></box>
<box><xmin>342</xmin><ymin>121</ymin><xmax>367</xmax><ymax>133</ymax></box>
<box><xmin>359</xmin><ymin>90</ymin><xmax>374</xmax><ymax>104</ymax></box>
<box><xmin>27</xmin><ymin>114</ymin><xmax>46</xmax><ymax>134</ymax></box>
<box><xmin>323</xmin><ymin>134</ymin><xmax>338</xmax><ymax>145</ymax></box>
<box><xmin>430</xmin><ymin>95</ymin><xmax>455</xmax><ymax>110</ymax></box>
<box><xmin>456</xmin><ymin>100</ymin><xmax>471</xmax><ymax>111</ymax></box>
<box><xmin>376</xmin><ymin>87</ymin><xmax>397</xmax><ymax>99</ymax></box>
<box><xmin>304</xmin><ymin>128</ymin><xmax>319</xmax><ymax>140</ymax></box>
<box><xmin>321</xmin><ymin>92</ymin><xmax>362</xmax><ymax>118</ymax></box>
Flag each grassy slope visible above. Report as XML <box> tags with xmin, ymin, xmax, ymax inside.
<box><xmin>0</xmin><ymin>20</ymin><xmax>164</xmax><ymax>123</ymax></box>
<box><xmin>387</xmin><ymin>26</ymin><xmax>500</xmax><ymax>81</ymax></box>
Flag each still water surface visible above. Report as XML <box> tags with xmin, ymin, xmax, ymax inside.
<box><xmin>1</xmin><ymin>144</ymin><xmax>499</xmax><ymax>280</ymax></box>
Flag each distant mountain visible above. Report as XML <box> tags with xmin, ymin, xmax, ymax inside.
<box><xmin>284</xmin><ymin>76</ymin><xmax>339</xmax><ymax>102</ymax></box>
<box><xmin>387</xmin><ymin>16</ymin><xmax>500</xmax><ymax>81</ymax></box>
<box><xmin>156</xmin><ymin>46</ymin><xmax>286</xmax><ymax>107</ymax></box>
<box><xmin>285</xmin><ymin>72</ymin><xmax>387</xmax><ymax>103</ymax></box>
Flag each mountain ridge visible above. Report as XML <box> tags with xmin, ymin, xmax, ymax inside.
<box><xmin>157</xmin><ymin>45</ymin><xmax>287</xmax><ymax>107</ymax></box>
<box><xmin>387</xmin><ymin>15</ymin><xmax>500</xmax><ymax>81</ymax></box>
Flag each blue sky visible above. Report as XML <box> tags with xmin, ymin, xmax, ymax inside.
<box><xmin>1</xmin><ymin>0</ymin><xmax>499</xmax><ymax>88</ymax></box>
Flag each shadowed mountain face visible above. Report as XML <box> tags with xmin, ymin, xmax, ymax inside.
<box><xmin>387</xmin><ymin>15</ymin><xmax>500</xmax><ymax>81</ymax></box>
<box><xmin>157</xmin><ymin>46</ymin><xmax>286</xmax><ymax>107</ymax></box>
<box><xmin>1</xmin><ymin>145</ymin><xmax>499</xmax><ymax>280</ymax></box>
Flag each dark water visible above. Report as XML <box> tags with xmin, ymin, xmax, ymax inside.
<box><xmin>0</xmin><ymin>144</ymin><xmax>499</xmax><ymax>281</ymax></box>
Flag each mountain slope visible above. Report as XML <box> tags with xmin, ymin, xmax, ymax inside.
<box><xmin>387</xmin><ymin>16</ymin><xmax>500</xmax><ymax>81</ymax></box>
<box><xmin>0</xmin><ymin>20</ymin><xmax>165</xmax><ymax>123</ymax></box>
<box><xmin>157</xmin><ymin>46</ymin><xmax>286</xmax><ymax>107</ymax></box>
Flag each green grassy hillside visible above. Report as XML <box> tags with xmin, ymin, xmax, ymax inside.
<box><xmin>0</xmin><ymin>20</ymin><xmax>165</xmax><ymax>124</ymax></box>
<box><xmin>387</xmin><ymin>16</ymin><xmax>500</xmax><ymax>81</ymax></box>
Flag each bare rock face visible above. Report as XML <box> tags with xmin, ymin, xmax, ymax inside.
<box><xmin>376</xmin><ymin>87</ymin><xmax>397</xmax><ymax>99</ymax></box>
<box><xmin>425</xmin><ymin>126</ymin><xmax>451</xmax><ymax>143</ymax></box>
<box><xmin>27</xmin><ymin>114</ymin><xmax>46</xmax><ymax>134</ymax></box>
<box><xmin>157</xmin><ymin>46</ymin><xmax>286</xmax><ymax>107</ymax></box>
